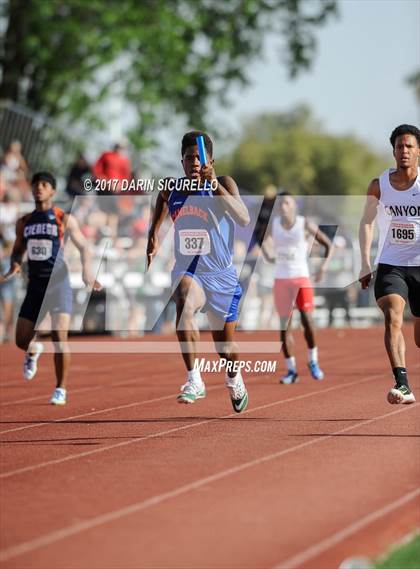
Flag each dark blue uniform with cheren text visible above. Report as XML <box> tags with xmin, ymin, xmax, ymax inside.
<box><xmin>19</xmin><ymin>207</ymin><xmax>72</xmax><ymax>323</ymax></box>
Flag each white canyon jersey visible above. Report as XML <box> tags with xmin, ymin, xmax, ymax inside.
<box><xmin>375</xmin><ymin>168</ymin><xmax>420</xmax><ymax>267</ymax></box>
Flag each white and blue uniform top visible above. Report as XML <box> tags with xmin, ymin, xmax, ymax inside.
<box><xmin>168</xmin><ymin>181</ymin><xmax>235</xmax><ymax>275</ymax></box>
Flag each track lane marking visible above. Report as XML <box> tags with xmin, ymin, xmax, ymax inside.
<box><xmin>2</xmin><ymin>364</ymin><xmax>418</xmax><ymax>476</ymax></box>
<box><xmin>0</xmin><ymin>374</ymin><xmax>379</xmax><ymax>478</ymax></box>
<box><xmin>274</xmin><ymin>488</ymin><xmax>420</xmax><ymax>569</ymax></box>
<box><xmin>0</xmin><ymin>404</ymin><xmax>417</xmax><ymax>562</ymax></box>
<box><xmin>2</xmin><ymin>349</ymin><xmax>401</xmax><ymax>435</ymax></box>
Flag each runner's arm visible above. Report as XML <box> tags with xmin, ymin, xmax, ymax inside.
<box><xmin>305</xmin><ymin>220</ymin><xmax>333</xmax><ymax>282</ymax></box>
<box><xmin>199</xmin><ymin>160</ymin><xmax>249</xmax><ymax>226</ymax></box>
<box><xmin>260</xmin><ymin>234</ymin><xmax>276</xmax><ymax>263</ymax></box>
<box><xmin>66</xmin><ymin>214</ymin><xmax>102</xmax><ymax>290</ymax></box>
<box><xmin>147</xmin><ymin>189</ymin><xmax>169</xmax><ymax>269</ymax></box>
<box><xmin>358</xmin><ymin>179</ymin><xmax>380</xmax><ymax>288</ymax></box>
<box><xmin>213</xmin><ymin>176</ymin><xmax>250</xmax><ymax>226</ymax></box>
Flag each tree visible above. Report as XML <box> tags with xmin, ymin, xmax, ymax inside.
<box><xmin>0</xmin><ymin>0</ymin><xmax>337</xmax><ymax>147</ymax></box>
<box><xmin>217</xmin><ymin>105</ymin><xmax>387</xmax><ymax>195</ymax></box>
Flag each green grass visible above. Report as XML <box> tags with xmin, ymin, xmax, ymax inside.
<box><xmin>375</xmin><ymin>534</ymin><xmax>420</xmax><ymax>569</ymax></box>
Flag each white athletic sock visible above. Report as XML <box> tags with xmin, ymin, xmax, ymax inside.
<box><xmin>187</xmin><ymin>368</ymin><xmax>202</xmax><ymax>384</ymax></box>
<box><xmin>28</xmin><ymin>341</ymin><xmax>42</xmax><ymax>357</ymax></box>
<box><xmin>308</xmin><ymin>347</ymin><xmax>318</xmax><ymax>363</ymax></box>
<box><xmin>286</xmin><ymin>357</ymin><xmax>296</xmax><ymax>371</ymax></box>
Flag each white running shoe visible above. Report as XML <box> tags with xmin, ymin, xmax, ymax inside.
<box><xmin>23</xmin><ymin>342</ymin><xmax>44</xmax><ymax>381</ymax></box>
<box><xmin>280</xmin><ymin>370</ymin><xmax>299</xmax><ymax>384</ymax></box>
<box><xmin>225</xmin><ymin>374</ymin><xmax>249</xmax><ymax>413</ymax></box>
<box><xmin>177</xmin><ymin>380</ymin><xmax>206</xmax><ymax>404</ymax></box>
<box><xmin>50</xmin><ymin>388</ymin><xmax>67</xmax><ymax>406</ymax></box>
<box><xmin>387</xmin><ymin>384</ymin><xmax>416</xmax><ymax>405</ymax></box>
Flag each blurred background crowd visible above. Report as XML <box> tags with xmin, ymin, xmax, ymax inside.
<box><xmin>0</xmin><ymin>124</ymin><xmax>379</xmax><ymax>343</ymax></box>
<box><xmin>1</xmin><ymin>0</ymin><xmax>417</xmax><ymax>343</ymax></box>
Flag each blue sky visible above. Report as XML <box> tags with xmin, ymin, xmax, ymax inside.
<box><xmin>210</xmin><ymin>0</ymin><xmax>419</xmax><ymax>155</ymax></box>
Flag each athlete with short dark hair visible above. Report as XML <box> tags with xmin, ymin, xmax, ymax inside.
<box><xmin>147</xmin><ymin>131</ymin><xmax>250</xmax><ymax>412</ymax></box>
<box><xmin>390</xmin><ymin>124</ymin><xmax>420</xmax><ymax>148</ymax></box>
<box><xmin>1</xmin><ymin>172</ymin><xmax>101</xmax><ymax>405</ymax></box>
<box><xmin>359</xmin><ymin>124</ymin><xmax>420</xmax><ymax>404</ymax></box>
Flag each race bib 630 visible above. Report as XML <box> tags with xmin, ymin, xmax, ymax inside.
<box><xmin>27</xmin><ymin>239</ymin><xmax>53</xmax><ymax>261</ymax></box>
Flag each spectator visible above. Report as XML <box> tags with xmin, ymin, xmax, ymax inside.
<box><xmin>66</xmin><ymin>153</ymin><xmax>91</xmax><ymax>198</ymax></box>
<box><xmin>93</xmin><ymin>142</ymin><xmax>132</xmax><ymax>236</ymax></box>
<box><xmin>93</xmin><ymin>142</ymin><xmax>131</xmax><ymax>188</ymax></box>
<box><xmin>0</xmin><ymin>193</ymin><xmax>19</xmax><ymax>342</ymax></box>
<box><xmin>1</xmin><ymin>140</ymin><xmax>30</xmax><ymax>200</ymax></box>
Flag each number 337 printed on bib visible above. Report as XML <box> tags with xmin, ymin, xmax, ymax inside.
<box><xmin>179</xmin><ymin>229</ymin><xmax>211</xmax><ymax>256</ymax></box>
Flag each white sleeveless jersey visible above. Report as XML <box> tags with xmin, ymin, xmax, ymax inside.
<box><xmin>375</xmin><ymin>168</ymin><xmax>420</xmax><ymax>267</ymax></box>
<box><xmin>272</xmin><ymin>215</ymin><xmax>310</xmax><ymax>278</ymax></box>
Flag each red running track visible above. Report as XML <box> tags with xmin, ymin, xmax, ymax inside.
<box><xmin>0</xmin><ymin>327</ymin><xmax>419</xmax><ymax>569</ymax></box>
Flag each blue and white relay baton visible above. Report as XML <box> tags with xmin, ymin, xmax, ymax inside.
<box><xmin>197</xmin><ymin>135</ymin><xmax>207</xmax><ymax>166</ymax></box>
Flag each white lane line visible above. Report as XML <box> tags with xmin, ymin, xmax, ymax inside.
<box><xmin>1</xmin><ymin>383</ymin><xmax>125</xmax><ymax>406</ymax></box>
<box><xmin>0</xmin><ymin>347</ymin><xmax>374</xmax><ymax>405</ymax></box>
<box><xmin>0</xmin><ymin>374</ymin><xmax>401</xmax><ymax>478</ymax></box>
<box><xmin>0</xmin><ymin>365</ymin><xmax>165</xmax><ymax>406</ymax></box>
<box><xmin>274</xmin><ymin>488</ymin><xmax>420</xmax><ymax>569</ymax></box>
<box><xmin>0</xmin><ymin>360</ymin><xmax>142</xmax><ymax>388</ymax></box>
<box><xmin>1</xmin><ymin>367</ymin><xmax>280</xmax><ymax>435</ymax></box>
<box><xmin>0</xmin><ymin>404</ymin><xmax>417</xmax><ymax>563</ymax></box>
<box><xmin>0</xmin><ymin>348</ymin><xmax>392</xmax><ymax>435</ymax></box>
<box><xmin>0</xmin><ymin>385</ymin><xmax>225</xmax><ymax>436</ymax></box>
<box><xmin>23</xmin><ymin>340</ymin><xmax>289</xmax><ymax>353</ymax></box>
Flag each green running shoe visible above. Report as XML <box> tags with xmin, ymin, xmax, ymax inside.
<box><xmin>177</xmin><ymin>380</ymin><xmax>206</xmax><ymax>404</ymax></box>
